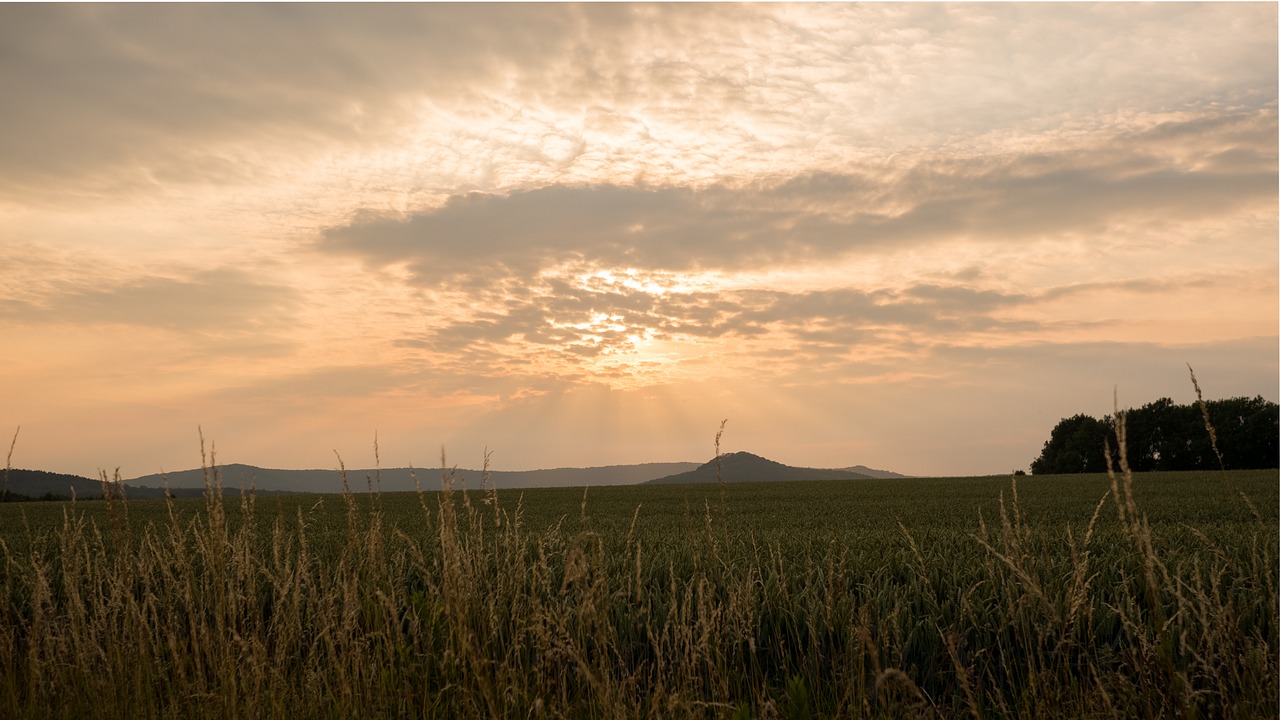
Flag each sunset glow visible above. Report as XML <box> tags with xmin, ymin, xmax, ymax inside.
<box><xmin>1</xmin><ymin>4</ymin><xmax>1275</xmax><ymax>479</ymax></box>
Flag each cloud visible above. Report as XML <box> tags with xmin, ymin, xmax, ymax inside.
<box><xmin>364</xmin><ymin>259</ymin><xmax>1276</xmax><ymax>401</ymax></box>
<box><xmin>0</xmin><ymin>268</ymin><xmax>301</xmax><ymax>333</ymax></box>
<box><xmin>387</xmin><ymin>276</ymin><xmax>1042</xmax><ymax>382</ymax></box>
<box><xmin>1</xmin><ymin>4</ymin><xmax>1272</xmax><ymax>203</ymax></box>
<box><xmin>0</xmin><ymin>4</ymin><xmax>774</xmax><ymax>200</ymax></box>
<box><xmin>318</xmin><ymin>108</ymin><xmax>1276</xmax><ymax>287</ymax></box>
<box><xmin>0</xmin><ymin>5</ymin><xmax>592</xmax><ymax>191</ymax></box>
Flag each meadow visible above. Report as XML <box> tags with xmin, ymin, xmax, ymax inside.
<box><xmin>0</xmin><ymin>458</ymin><xmax>1274</xmax><ymax>718</ymax></box>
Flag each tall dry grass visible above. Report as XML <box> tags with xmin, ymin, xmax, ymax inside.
<box><xmin>0</xmin><ymin>423</ymin><xmax>1274</xmax><ymax>718</ymax></box>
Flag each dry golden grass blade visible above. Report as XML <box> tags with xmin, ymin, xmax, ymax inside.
<box><xmin>1187</xmin><ymin>363</ymin><xmax>1227</xmax><ymax>471</ymax></box>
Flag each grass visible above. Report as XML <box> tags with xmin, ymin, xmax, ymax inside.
<box><xmin>0</xmin><ymin>439</ymin><xmax>1274</xmax><ymax>718</ymax></box>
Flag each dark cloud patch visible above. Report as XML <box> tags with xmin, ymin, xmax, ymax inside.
<box><xmin>321</xmin><ymin>184</ymin><xmax>796</xmax><ymax>280</ymax></box>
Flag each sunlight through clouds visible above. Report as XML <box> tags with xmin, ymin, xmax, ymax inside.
<box><xmin>0</xmin><ymin>3</ymin><xmax>1274</xmax><ymax>477</ymax></box>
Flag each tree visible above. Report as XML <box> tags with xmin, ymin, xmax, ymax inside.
<box><xmin>1033</xmin><ymin>396</ymin><xmax>1278</xmax><ymax>474</ymax></box>
<box><xmin>1204</xmin><ymin>395</ymin><xmax>1279</xmax><ymax>469</ymax></box>
<box><xmin>1030</xmin><ymin>414</ymin><xmax>1111</xmax><ymax>474</ymax></box>
<box><xmin>1122</xmin><ymin>397</ymin><xmax>1195</xmax><ymax>471</ymax></box>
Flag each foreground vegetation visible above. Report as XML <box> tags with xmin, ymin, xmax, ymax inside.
<box><xmin>0</xmin><ymin>453</ymin><xmax>1274</xmax><ymax>718</ymax></box>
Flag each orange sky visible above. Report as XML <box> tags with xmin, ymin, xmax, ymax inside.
<box><xmin>1</xmin><ymin>4</ymin><xmax>1276</xmax><ymax>479</ymax></box>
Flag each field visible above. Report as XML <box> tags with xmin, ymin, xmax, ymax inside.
<box><xmin>0</xmin><ymin>463</ymin><xmax>1275</xmax><ymax>719</ymax></box>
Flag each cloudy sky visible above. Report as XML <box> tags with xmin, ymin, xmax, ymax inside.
<box><xmin>1</xmin><ymin>3</ymin><xmax>1276</xmax><ymax>479</ymax></box>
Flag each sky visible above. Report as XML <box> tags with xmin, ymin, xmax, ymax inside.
<box><xmin>1</xmin><ymin>3</ymin><xmax>1276</xmax><ymax>480</ymax></box>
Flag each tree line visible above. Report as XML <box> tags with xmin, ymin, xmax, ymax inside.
<box><xmin>1031</xmin><ymin>395</ymin><xmax>1278</xmax><ymax>474</ymax></box>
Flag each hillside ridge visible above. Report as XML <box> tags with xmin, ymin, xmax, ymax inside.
<box><xmin>6</xmin><ymin>454</ymin><xmax>904</xmax><ymax>497</ymax></box>
<box><xmin>647</xmin><ymin>451</ymin><xmax>878</xmax><ymax>485</ymax></box>
<box><xmin>126</xmin><ymin>461</ymin><xmax>704</xmax><ymax>493</ymax></box>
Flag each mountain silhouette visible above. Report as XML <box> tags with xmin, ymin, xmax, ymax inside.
<box><xmin>126</xmin><ymin>461</ymin><xmax>702</xmax><ymax>493</ymax></box>
<box><xmin>2</xmin><ymin>469</ymin><xmax>104</xmax><ymax>499</ymax></box>
<box><xmin>6</xmin><ymin>455</ymin><xmax>899</xmax><ymax>498</ymax></box>
<box><xmin>647</xmin><ymin>452</ymin><xmax>874</xmax><ymax>484</ymax></box>
<box><xmin>0</xmin><ymin>468</ymin><xmax>246</xmax><ymax>500</ymax></box>
<box><xmin>837</xmin><ymin>464</ymin><xmax>909</xmax><ymax>479</ymax></box>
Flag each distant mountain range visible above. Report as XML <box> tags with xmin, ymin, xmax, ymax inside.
<box><xmin>3</xmin><ymin>454</ymin><xmax>906</xmax><ymax>499</ymax></box>
<box><xmin>646</xmin><ymin>452</ymin><xmax>903</xmax><ymax>484</ymax></box>
<box><xmin>126</xmin><ymin>462</ymin><xmax>702</xmax><ymax>494</ymax></box>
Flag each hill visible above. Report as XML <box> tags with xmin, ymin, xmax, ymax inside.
<box><xmin>647</xmin><ymin>452</ymin><xmax>874</xmax><ymax>484</ymax></box>
<box><xmin>838</xmin><ymin>464</ymin><xmax>910</xmax><ymax>479</ymax></box>
<box><xmin>8</xmin><ymin>456</ymin><xmax>899</xmax><ymax>498</ymax></box>
<box><xmin>0</xmin><ymin>468</ymin><xmax>224</xmax><ymax>500</ymax></box>
<box><xmin>2</xmin><ymin>469</ymin><xmax>103</xmax><ymax>500</ymax></box>
<box><xmin>127</xmin><ymin>461</ymin><xmax>702</xmax><ymax>494</ymax></box>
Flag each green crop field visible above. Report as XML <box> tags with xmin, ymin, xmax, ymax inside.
<box><xmin>1</xmin><ymin>466</ymin><xmax>1275</xmax><ymax>719</ymax></box>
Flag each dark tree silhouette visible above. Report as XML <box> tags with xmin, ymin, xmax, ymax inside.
<box><xmin>1032</xmin><ymin>396</ymin><xmax>1278</xmax><ymax>474</ymax></box>
<box><xmin>1030</xmin><ymin>414</ymin><xmax>1111</xmax><ymax>474</ymax></box>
